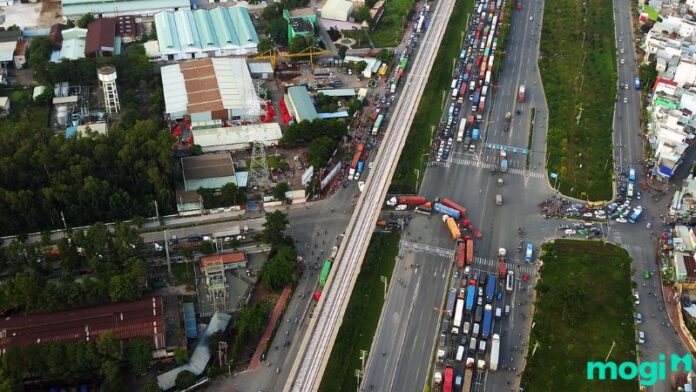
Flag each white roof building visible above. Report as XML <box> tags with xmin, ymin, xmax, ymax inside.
<box><xmin>673</xmin><ymin>60</ymin><xmax>696</xmax><ymax>87</ymax></box>
<box><xmin>192</xmin><ymin>123</ymin><xmax>282</xmax><ymax>152</ymax></box>
<box><xmin>161</xmin><ymin>57</ymin><xmax>260</xmax><ymax>122</ymax></box>
<box><xmin>321</xmin><ymin>0</ymin><xmax>354</xmax><ymax>21</ymax></box>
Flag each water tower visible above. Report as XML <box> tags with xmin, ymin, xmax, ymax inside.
<box><xmin>97</xmin><ymin>66</ymin><xmax>120</xmax><ymax>114</ymax></box>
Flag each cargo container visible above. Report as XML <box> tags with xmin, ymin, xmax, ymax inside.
<box><xmin>467</xmin><ymin>114</ymin><xmax>475</xmax><ymax>127</ymax></box>
<box><xmin>498</xmin><ymin>260</ymin><xmax>507</xmax><ymax>278</ymax></box>
<box><xmin>472</xmin><ymin>128</ymin><xmax>479</xmax><ymax>141</ymax></box>
<box><xmin>453</xmin><ymin>297</ymin><xmax>464</xmax><ymax>327</ymax></box>
<box><xmin>443</xmin><ymin>215</ymin><xmax>461</xmax><ymax>240</ymax></box>
<box><xmin>485</xmin><ymin>275</ymin><xmax>497</xmax><ymax>302</ymax></box>
<box><xmin>517</xmin><ymin>85</ymin><xmax>526</xmax><ymax>102</ymax></box>
<box><xmin>319</xmin><ymin>259</ymin><xmax>332</xmax><ymax>286</ymax></box>
<box><xmin>462</xmin><ymin>364</ymin><xmax>473</xmax><ymax>392</ymax></box>
<box><xmin>485</xmin><ymin>70</ymin><xmax>492</xmax><ymax>85</ymax></box>
<box><xmin>434</xmin><ymin>202</ymin><xmax>461</xmax><ymax>219</ymax></box>
<box><xmin>516</xmin><ymin>0</ymin><xmax>522</xmax><ymax>11</ymax></box>
<box><xmin>441</xmin><ymin>198</ymin><xmax>467</xmax><ymax>217</ymax></box>
<box><xmin>465</xmin><ymin>284</ymin><xmax>476</xmax><ymax>313</ymax></box>
<box><xmin>385</xmin><ymin>196</ymin><xmax>427</xmax><ymax>206</ymax></box>
<box><xmin>482</xmin><ymin>304</ymin><xmax>493</xmax><ymax>339</ymax></box>
<box><xmin>456</xmin><ymin>240</ymin><xmax>466</xmax><ymax>268</ymax></box>
<box><xmin>445</xmin><ymin>288</ymin><xmax>457</xmax><ymax>318</ymax></box>
<box><xmin>490</xmin><ymin>334</ymin><xmax>500</xmax><ymax>371</ymax></box>
<box><xmin>478</xmin><ymin>96</ymin><xmax>486</xmax><ymax>112</ymax></box>
<box><xmin>473</xmin><ymin>91</ymin><xmax>481</xmax><ymax>106</ymax></box>
<box><xmin>443</xmin><ymin>367</ymin><xmax>453</xmax><ymax>392</ymax></box>
<box><xmin>465</xmin><ymin>237</ymin><xmax>474</xmax><ymax>265</ymax></box>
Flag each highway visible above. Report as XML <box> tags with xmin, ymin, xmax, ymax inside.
<box><xmin>283</xmin><ymin>0</ymin><xmax>458</xmax><ymax>388</ymax></box>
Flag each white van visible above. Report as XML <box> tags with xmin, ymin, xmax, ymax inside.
<box><xmin>472</xmin><ymin>323</ymin><xmax>480</xmax><ymax>337</ymax></box>
<box><xmin>462</xmin><ymin>321</ymin><xmax>471</xmax><ymax>335</ymax></box>
<box><xmin>478</xmin><ymin>340</ymin><xmax>487</xmax><ymax>353</ymax></box>
<box><xmin>504</xmin><ymin>305</ymin><xmax>510</xmax><ymax>316</ymax></box>
<box><xmin>469</xmin><ymin>337</ymin><xmax>477</xmax><ymax>351</ymax></box>
<box><xmin>627</xmin><ymin>182</ymin><xmax>634</xmax><ymax>198</ymax></box>
<box><xmin>456</xmin><ymin>345</ymin><xmax>465</xmax><ymax>361</ymax></box>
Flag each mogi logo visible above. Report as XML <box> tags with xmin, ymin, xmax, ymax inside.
<box><xmin>587</xmin><ymin>353</ymin><xmax>693</xmax><ymax>386</ymax></box>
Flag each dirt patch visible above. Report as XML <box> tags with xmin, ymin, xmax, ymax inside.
<box><xmin>38</xmin><ymin>0</ymin><xmax>62</xmax><ymax>27</ymax></box>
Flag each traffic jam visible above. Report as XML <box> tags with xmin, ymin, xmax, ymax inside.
<box><xmin>429</xmin><ymin>1</ymin><xmax>538</xmax><ymax>390</ymax></box>
<box><xmin>430</xmin><ymin>0</ymin><xmax>504</xmax><ymax>164</ymax></box>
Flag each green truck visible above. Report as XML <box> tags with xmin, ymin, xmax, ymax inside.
<box><xmin>319</xmin><ymin>259</ymin><xmax>333</xmax><ymax>286</ymax></box>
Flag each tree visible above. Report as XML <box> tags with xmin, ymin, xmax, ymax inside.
<box><xmin>174</xmin><ymin>347</ymin><xmax>189</xmax><ymax>365</ymax></box>
<box><xmin>290</xmin><ymin>35</ymin><xmax>310</xmax><ymax>54</ymax></box>
<box><xmin>258</xmin><ymin>38</ymin><xmax>274</xmax><ymax>53</ymax></box>
<box><xmin>77</xmin><ymin>13</ymin><xmax>94</xmax><ymax>28</ymax></box>
<box><xmin>144</xmin><ymin>381</ymin><xmax>162</xmax><ymax>392</ymax></box>
<box><xmin>355</xmin><ymin>6</ymin><xmax>372</xmax><ymax>24</ymax></box>
<box><xmin>308</xmin><ymin>136</ymin><xmax>337</xmax><ymax>169</ymax></box>
<box><xmin>269</xmin><ymin>19</ymin><xmax>289</xmax><ymax>46</ymax></box>
<box><xmin>273</xmin><ymin>182</ymin><xmax>291</xmax><ymax>203</ymax></box>
<box><xmin>337</xmin><ymin>45</ymin><xmax>348</xmax><ymax>60</ymax></box>
<box><xmin>263</xmin><ymin>210</ymin><xmax>289</xmax><ymax>247</ymax></box>
<box><xmin>259</xmin><ymin>245</ymin><xmax>297</xmax><ymax>291</ymax></box>
<box><xmin>221</xmin><ymin>183</ymin><xmax>246</xmax><ymax>206</ymax></box>
<box><xmin>376</xmin><ymin>49</ymin><xmax>393</xmax><ymax>64</ymax></box>
<box><xmin>126</xmin><ymin>338</ymin><xmax>154</xmax><ymax>375</ymax></box>
<box><xmin>175</xmin><ymin>370</ymin><xmax>197</xmax><ymax>389</ymax></box>
<box><xmin>108</xmin><ymin>274</ymin><xmax>138</xmax><ymax>302</ymax></box>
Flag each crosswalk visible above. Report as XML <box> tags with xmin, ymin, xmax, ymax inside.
<box><xmin>473</xmin><ymin>256</ymin><xmax>536</xmax><ymax>275</ymax></box>
<box><xmin>400</xmin><ymin>240</ymin><xmax>455</xmax><ymax>260</ymax></box>
<box><xmin>449</xmin><ymin>158</ymin><xmax>546</xmax><ymax>179</ymax></box>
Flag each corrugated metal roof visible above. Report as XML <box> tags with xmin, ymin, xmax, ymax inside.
<box><xmin>59</xmin><ymin>27</ymin><xmax>87</xmax><ymax>60</ymax></box>
<box><xmin>321</xmin><ymin>0</ymin><xmax>353</xmax><ymax>21</ymax></box>
<box><xmin>160</xmin><ymin>63</ymin><xmax>188</xmax><ymax>115</ymax></box>
<box><xmin>316</xmin><ymin>88</ymin><xmax>356</xmax><ymax>97</ymax></box>
<box><xmin>62</xmin><ymin>0</ymin><xmax>190</xmax><ymax>17</ymax></box>
<box><xmin>287</xmin><ymin>86</ymin><xmax>318</xmax><ymax>122</ymax></box>
<box><xmin>192</xmin><ymin>123</ymin><xmax>282</xmax><ymax>150</ymax></box>
<box><xmin>200</xmin><ymin>252</ymin><xmax>247</xmax><ymax>267</ymax></box>
<box><xmin>183</xmin><ymin>303</ymin><xmax>197</xmax><ymax>339</ymax></box>
<box><xmin>248</xmin><ymin>62</ymin><xmax>274</xmax><ymax>74</ymax></box>
<box><xmin>181</xmin><ymin>152</ymin><xmax>235</xmax><ymax>180</ymax></box>
<box><xmin>0</xmin><ymin>41</ymin><xmax>15</xmax><ymax>62</ymax></box>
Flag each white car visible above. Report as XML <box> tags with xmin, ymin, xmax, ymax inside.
<box><xmin>638</xmin><ymin>331</ymin><xmax>645</xmax><ymax>344</ymax></box>
<box><xmin>620</xmin><ymin>48</ymin><xmax>625</xmax><ymax>54</ymax></box>
<box><xmin>616</xmin><ymin>218</ymin><xmax>628</xmax><ymax>223</ymax></box>
<box><xmin>529</xmin><ymin>16</ymin><xmax>534</xmax><ymax>21</ymax></box>
<box><xmin>564</xmin><ymin>229</ymin><xmax>576</xmax><ymax>235</ymax></box>
<box><xmin>583</xmin><ymin>212</ymin><xmax>594</xmax><ymax>218</ymax></box>
<box><xmin>623</xmin><ymin>97</ymin><xmax>628</xmax><ymax>103</ymax></box>
<box><xmin>619</xmin><ymin>37</ymin><xmax>623</xmax><ymax>42</ymax></box>
<box><xmin>620</xmin><ymin>58</ymin><xmax>625</xmax><ymax>64</ymax></box>
<box><xmin>636</xmin><ymin>313</ymin><xmax>642</xmax><ymax>324</ymax></box>
<box><xmin>464</xmin><ymin>266</ymin><xmax>471</xmax><ymax>276</ymax></box>
<box><xmin>634</xmin><ymin>292</ymin><xmax>640</xmax><ymax>305</ymax></box>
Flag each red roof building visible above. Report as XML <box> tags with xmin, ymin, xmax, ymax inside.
<box><xmin>49</xmin><ymin>23</ymin><xmax>65</xmax><ymax>47</ymax></box>
<box><xmin>200</xmin><ymin>252</ymin><xmax>248</xmax><ymax>270</ymax></box>
<box><xmin>86</xmin><ymin>17</ymin><xmax>117</xmax><ymax>57</ymax></box>
<box><xmin>0</xmin><ymin>297</ymin><xmax>166</xmax><ymax>353</ymax></box>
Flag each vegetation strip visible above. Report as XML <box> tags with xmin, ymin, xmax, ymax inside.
<box><xmin>390</xmin><ymin>0</ymin><xmax>475</xmax><ymax>194</ymax></box>
<box><xmin>521</xmin><ymin>240</ymin><xmax>638</xmax><ymax>391</ymax></box>
<box><xmin>319</xmin><ymin>232</ymin><xmax>400</xmax><ymax>392</ymax></box>
<box><xmin>369</xmin><ymin>0</ymin><xmax>418</xmax><ymax>47</ymax></box>
<box><xmin>541</xmin><ymin>0</ymin><xmax>616</xmax><ymax>200</ymax></box>
<box><xmin>526</xmin><ymin>107</ymin><xmax>535</xmax><ymax>170</ymax></box>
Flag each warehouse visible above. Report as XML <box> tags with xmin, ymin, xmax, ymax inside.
<box><xmin>321</xmin><ymin>0</ymin><xmax>354</xmax><ymax>22</ymax></box>
<box><xmin>161</xmin><ymin>57</ymin><xmax>260</xmax><ymax>122</ymax></box>
<box><xmin>285</xmin><ymin>85</ymin><xmax>319</xmax><ymax>122</ymax></box>
<box><xmin>0</xmin><ymin>297</ymin><xmax>166</xmax><ymax>352</ymax></box>
<box><xmin>181</xmin><ymin>152</ymin><xmax>239</xmax><ymax>192</ymax></box>
<box><xmin>154</xmin><ymin>7</ymin><xmax>259</xmax><ymax>61</ymax></box>
<box><xmin>191</xmin><ymin>123</ymin><xmax>282</xmax><ymax>152</ymax></box>
<box><xmin>62</xmin><ymin>0</ymin><xmax>190</xmax><ymax>18</ymax></box>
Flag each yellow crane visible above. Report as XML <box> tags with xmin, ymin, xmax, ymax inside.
<box><xmin>251</xmin><ymin>46</ymin><xmax>332</xmax><ymax>69</ymax></box>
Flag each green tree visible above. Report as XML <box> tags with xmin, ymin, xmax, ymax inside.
<box><xmin>258</xmin><ymin>37</ymin><xmax>274</xmax><ymax>53</ymax></box>
<box><xmin>259</xmin><ymin>245</ymin><xmax>297</xmax><ymax>291</ymax></box>
<box><xmin>273</xmin><ymin>182</ymin><xmax>291</xmax><ymax>203</ymax></box>
<box><xmin>126</xmin><ymin>338</ymin><xmax>154</xmax><ymax>375</ymax></box>
<box><xmin>376</xmin><ymin>49</ymin><xmax>393</xmax><ymax>64</ymax></box>
<box><xmin>337</xmin><ymin>45</ymin><xmax>348</xmax><ymax>59</ymax></box>
<box><xmin>144</xmin><ymin>381</ymin><xmax>162</xmax><ymax>392</ymax></box>
<box><xmin>174</xmin><ymin>347</ymin><xmax>189</xmax><ymax>365</ymax></box>
<box><xmin>263</xmin><ymin>210</ymin><xmax>289</xmax><ymax>247</ymax></box>
<box><xmin>269</xmin><ymin>19</ymin><xmax>289</xmax><ymax>46</ymax></box>
<box><xmin>290</xmin><ymin>35</ymin><xmax>310</xmax><ymax>53</ymax></box>
<box><xmin>308</xmin><ymin>136</ymin><xmax>337</xmax><ymax>169</ymax></box>
<box><xmin>175</xmin><ymin>370</ymin><xmax>197</xmax><ymax>389</ymax></box>
<box><xmin>77</xmin><ymin>13</ymin><xmax>94</xmax><ymax>28</ymax></box>
<box><xmin>108</xmin><ymin>274</ymin><xmax>138</xmax><ymax>302</ymax></box>
<box><xmin>221</xmin><ymin>182</ymin><xmax>246</xmax><ymax>206</ymax></box>
<box><xmin>355</xmin><ymin>6</ymin><xmax>372</xmax><ymax>24</ymax></box>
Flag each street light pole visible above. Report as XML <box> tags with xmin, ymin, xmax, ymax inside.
<box><xmin>164</xmin><ymin>229</ymin><xmax>172</xmax><ymax>276</ymax></box>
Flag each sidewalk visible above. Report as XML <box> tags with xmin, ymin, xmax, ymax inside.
<box><xmin>248</xmin><ymin>285</ymin><xmax>292</xmax><ymax>370</ymax></box>
<box><xmin>662</xmin><ymin>285</ymin><xmax>696</xmax><ymax>353</ymax></box>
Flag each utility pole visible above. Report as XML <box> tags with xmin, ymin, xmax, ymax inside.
<box><xmin>153</xmin><ymin>200</ymin><xmax>159</xmax><ymax>221</ymax></box>
<box><xmin>164</xmin><ymin>229</ymin><xmax>172</xmax><ymax>276</ymax></box>
<box><xmin>354</xmin><ymin>369</ymin><xmax>363</xmax><ymax>392</ymax></box>
<box><xmin>60</xmin><ymin>211</ymin><xmax>68</xmax><ymax>230</ymax></box>
<box><xmin>605</xmin><ymin>340</ymin><xmax>616</xmax><ymax>362</ymax></box>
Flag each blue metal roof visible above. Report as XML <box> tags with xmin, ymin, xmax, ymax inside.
<box><xmin>183</xmin><ymin>302</ymin><xmax>198</xmax><ymax>339</ymax></box>
<box><xmin>287</xmin><ymin>86</ymin><xmax>318</xmax><ymax>122</ymax></box>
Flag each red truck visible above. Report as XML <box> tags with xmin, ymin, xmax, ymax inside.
<box><xmin>456</xmin><ymin>240</ymin><xmax>466</xmax><ymax>269</ymax></box>
<box><xmin>498</xmin><ymin>261</ymin><xmax>507</xmax><ymax>278</ymax></box>
<box><xmin>461</xmin><ymin>219</ymin><xmax>482</xmax><ymax>239</ymax></box>
<box><xmin>516</xmin><ymin>0</ymin><xmax>522</xmax><ymax>11</ymax></box>
<box><xmin>518</xmin><ymin>85</ymin><xmax>526</xmax><ymax>102</ymax></box>
<box><xmin>467</xmin><ymin>115</ymin><xmax>475</xmax><ymax>127</ymax></box>
<box><xmin>397</xmin><ymin>196</ymin><xmax>427</xmax><ymax>205</ymax></box>
<box><xmin>442</xmin><ymin>198</ymin><xmax>467</xmax><ymax>217</ymax></box>
<box><xmin>465</xmin><ymin>237</ymin><xmax>474</xmax><ymax>265</ymax></box>
<box><xmin>351</xmin><ymin>143</ymin><xmax>364</xmax><ymax>169</ymax></box>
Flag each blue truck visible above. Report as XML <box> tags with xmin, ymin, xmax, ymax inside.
<box><xmin>485</xmin><ymin>275</ymin><xmax>496</xmax><ymax>302</ymax></box>
<box><xmin>473</xmin><ymin>91</ymin><xmax>481</xmax><ymax>105</ymax></box>
<box><xmin>471</xmin><ymin>128</ymin><xmax>479</xmax><ymax>140</ymax></box>
<box><xmin>629</xmin><ymin>207</ymin><xmax>644</xmax><ymax>224</ymax></box>
<box><xmin>465</xmin><ymin>284</ymin><xmax>476</xmax><ymax>313</ymax></box>
<box><xmin>434</xmin><ymin>202</ymin><xmax>461</xmax><ymax>220</ymax></box>
<box><xmin>482</xmin><ymin>304</ymin><xmax>493</xmax><ymax>339</ymax></box>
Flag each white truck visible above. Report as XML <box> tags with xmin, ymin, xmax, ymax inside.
<box><xmin>453</xmin><ymin>297</ymin><xmax>464</xmax><ymax>328</ymax></box>
<box><xmin>490</xmin><ymin>334</ymin><xmax>500</xmax><ymax>371</ymax></box>
<box><xmin>457</xmin><ymin>118</ymin><xmax>466</xmax><ymax>142</ymax></box>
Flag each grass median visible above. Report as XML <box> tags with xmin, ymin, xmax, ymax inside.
<box><xmin>319</xmin><ymin>232</ymin><xmax>400</xmax><ymax>392</ymax></box>
<box><xmin>521</xmin><ymin>240</ymin><xmax>638</xmax><ymax>391</ymax></box>
<box><xmin>541</xmin><ymin>0</ymin><xmax>616</xmax><ymax>200</ymax></box>
<box><xmin>369</xmin><ymin>0</ymin><xmax>417</xmax><ymax>47</ymax></box>
<box><xmin>389</xmin><ymin>0</ymin><xmax>475</xmax><ymax>194</ymax></box>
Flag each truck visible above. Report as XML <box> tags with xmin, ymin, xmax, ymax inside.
<box><xmin>490</xmin><ymin>334</ymin><xmax>500</xmax><ymax>371</ymax></box>
<box><xmin>462</xmin><ymin>362</ymin><xmax>474</xmax><ymax>392</ymax></box>
<box><xmin>628</xmin><ymin>168</ymin><xmax>636</xmax><ymax>183</ymax></box>
<box><xmin>482</xmin><ymin>304</ymin><xmax>493</xmax><ymax>339</ymax></box>
<box><xmin>465</xmin><ymin>284</ymin><xmax>476</xmax><ymax>313</ymax></box>
<box><xmin>458</xmin><ymin>83</ymin><xmax>468</xmax><ymax>104</ymax></box>
<box><xmin>386</xmin><ymin>196</ymin><xmax>427</xmax><ymax>206</ymax></box>
<box><xmin>516</xmin><ymin>0</ymin><xmax>522</xmax><ymax>11</ymax></box>
<box><xmin>467</xmin><ymin>114</ymin><xmax>475</xmax><ymax>127</ymax></box>
<box><xmin>433</xmin><ymin>372</ymin><xmax>442</xmax><ymax>386</ymax></box>
<box><xmin>517</xmin><ymin>85</ymin><xmax>526</xmax><ymax>102</ymax></box>
<box><xmin>433</xmin><ymin>202</ymin><xmax>461</xmax><ymax>219</ymax></box>
<box><xmin>441</xmin><ymin>198</ymin><xmax>467</xmax><ymax>218</ymax></box>
<box><xmin>500</xmin><ymin>159</ymin><xmax>508</xmax><ymax>173</ymax></box>
<box><xmin>465</xmin><ymin>237</ymin><xmax>474</xmax><ymax>265</ymax></box>
<box><xmin>443</xmin><ymin>215</ymin><xmax>461</xmax><ymax>240</ymax></box>
<box><xmin>443</xmin><ymin>367</ymin><xmax>453</xmax><ymax>392</ymax></box>
<box><xmin>453</xmin><ymin>297</ymin><xmax>464</xmax><ymax>327</ymax></box>
<box><xmin>504</xmin><ymin>112</ymin><xmax>512</xmax><ymax>132</ymax></box>
<box><xmin>629</xmin><ymin>207</ymin><xmax>644</xmax><ymax>223</ymax></box>
<box><xmin>348</xmin><ymin>143</ymin><xmax>364</xmax><ymax>179</ymax></box>
<box><xmin>461</xmin><ymin>219</ymin><xmax>482</xmax><ymax>239</ymax></box>
<box><xmin>457</xmin><ymin>118</ymin><xmax>466</xmax><ymax>142</ymax></box>
<box><xmin>319</xmin><ymin>259</ymin><xmax>332</xmax><ymax>286</ymax></box>
<box><xmin>445</xmin><ymin>288</ymin><xmax>457</xmax><ymax>318</ymax></box>
<box><xmin>478</xmin><ymin>96</ymin><xmax>486</xmax><ymax>113</ymax></box>
<box><xmin>498</xmin><ymin>260</ymin><xmax>507</xmax><ymax>279</ymax></box>
<box><xmin>355</xmin><ymin>161</ymin><xmax>364</xmax><ymax>179</ymax></box>
<box><xmin>456</xmin><ymin>240</ymin><xmax>466</xmax><ymax>269</ymax></box>
<box><xmin>485</xmin><ymin>275</ymin><xmax>497</xmax><ymax>302</ymax></box>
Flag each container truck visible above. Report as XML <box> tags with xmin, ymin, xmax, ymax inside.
<box><xmin>473</xmin><ymin>91</ymin><xmax>481</xmax><ymax>106</ymax></box>
<box><xmin>467</xmin><ymin>114</ymin><xmax>475</xmax><ymax>127</ymax></box>
<box><xmin>453</xmin><ymin>297</ymin><xmax>464</xmax><ymax>327</ymax></box>
<box><xmin>386</xmin><ymin>196</ymin><xmax>427</xmax><ymax>206</ymax></box>
<box><xmin>445</xmin><ymin>288</ymin><xmax>457</xmax><ymax>318</ymax></box>
<box><xmin>434</xmin><ymin>202</ymin><xmax>461</xmax><ymax>219</ymax></box>
<box><xmin>458</xmin><ymin>83</ymin><xmax>468</xmax><ymax>104</ymax></box>
<box><xmin>465</xmin><ymin>237</ymin><xmax>474</xmax><ymax>265</ymax></box>
<box><xmin>456</xmin><ymin>240</ymin><xmax>466</xmax><ymax>269</ymax></box>
<box><xmin>465</xmin><ymin>284</ymin><xmax>476</xmax><ymax>313</ymax></box>
<box><xmin>478</xmin><ymin>96</ymin><xmax>486</xmax><ymax>112</ymax></box>
<box><xmin>498</xmin><ymin>260</ymin><xmax>507</xmax><ymax>278</ymax></box>
<box><xmin>443</xmin><ymin>215</ymin><xmax>461</xmax><ymax>240</ymax></box>
<box><xmin>457</xmin><ymin>118</ymin><xmax>466</xmax><ymax>142</ymax></box>
<box><xmin>485</xmin><ymin>276</ymin><xmax>497</xmax><ymax>302</ymax></box>
<box><xmin>517</xmin><ymin>85</ymin><xmax>526</xmax><ymax>102</ymax></box>
<box><xmin>482</xmin><ymin>304</ymin><xmax>493</xmax><ymax>339</ymax></box>
<box><xmin>442</xmin><ymin>198</ymin><xmax>467</xmax><ymax>217</ymax></box>
<box><xmin>319</xmin><ymin>259</ymin><xmax>332</xmax><ymax>286</ymax></box>
<box><xmin>443</xmin><ymin>367</ymin><xmax>453</xmax><ymax>392</ymax></box>
<box><xmin>355</xmin><ymin>161</ymin><xmax>364</xmax><ymax>179</ymax></box>
<box><xmin>462</xmin><ymin>363</ymin><xmax>474</xmax><ymax>392</ymax></box>
<box><xmin>490</xmin><ymin>334</ymin><xmax>500</xmax><ymax>372</ymax></box>
<box><xmin>485</xmin><ymin>70</ymin><xmax>492</xmax><ymax>85</ymax></box>
<box><xmin>461</xmin><ymin>219</ymin><xmax>483</xmax><ymax>239</ymax></box>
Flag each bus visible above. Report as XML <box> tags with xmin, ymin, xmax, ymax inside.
<box><xmin>628</xmin><ymin>168</ymin><xmax>636</xmax><ymax>183</ymax></box>
<box><xmin>525</xmin><ymin>243</ymin><xmax>534</xmax><ymax>263</ymax></box>
<box><xmin>506</xmin><ymin>270</ymin><xmax>514</xmax><ymax>292</ymax></box>
<box><xmin>372</xmin><ymin>114</ymin><xmax>384</xmax><ymax>135</ymax></box>
<box><xmin>319</xmin><ymin>259</ymin><xmax>332</xmax><ymax>286</ymax></box>
<box><xmin>443</xmin><ymin>367</ymin><xmax>454</xmax><ymax>392</ymax></box>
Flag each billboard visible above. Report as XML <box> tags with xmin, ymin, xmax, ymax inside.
<box><xmin>302</xmin><ymin>166</ymin><xmax>314</xmax><ymax>186</ymax></box>
<box><xmin>320</xmin><ymin>162</ymin><xmax>343</xmax><ymax>190</ymax></box>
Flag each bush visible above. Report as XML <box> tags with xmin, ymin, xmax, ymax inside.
<box><xmin>175</xmin><ymin>370</ymin><xmax>197</xmax><ymax>389</ymax></box>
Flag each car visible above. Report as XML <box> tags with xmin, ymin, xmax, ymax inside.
<box><xmin>477</xmin><ymin>296</ymin><xmax>483</xmax><ymax>306</ymax></box>
<box><xmin>464</xmin><ymin>266</ymin><xmax>471</xmax><ymax>276</ymax></box>
<box><xmin>620</xmin><ymin>48</ymin><xmax>625</xmax><ymax>54</ymax></box>
<box><xmin>638</xmin><ymin>331</ymin><xmax>645</xmax><ymax>344</ymax></box>
<box><xmin>515</xmin><ymin>109</ymin><xmax>521</xmax><ymax>115</ymax></box>
<box><xmin>616</xmin><ymin>217</ymin><xmax>628</xmax><ymax>223</ymax></box>
<box><xmin>529</xmin><ymin>16</ymin><xmax>534</xmax><ymax>20</ymax></box>
<box><xmin>583</xmin><ymin>212</ymin><xmax>594</xmax><ymax>218</ymax></box>
<box><xmin>564</xmin><ymin>229</ymin><xmax>576</xmax><ymax>235</ymax></box>
<box><xmin>643</xmin><ymin>270</ymin><xmax>651</xmax><ymax>279</ymax></box>
<box><xmin>619</xmin><ymin>37</ymin><xmax>623</xmax><ymax>42</ymax></box>
<box><xmin>624</xmin><ymin>84</ymin><xmax>629</xmax><ymax>90</ymax></box>
<box><xmin>634</xmin><ymin>292</ymin><xmax>640</xmax><ymax>305</ymax></box>
<box><xmin>623</xmin><ymin>97</ymin><xmax>628</xmax><ymax>103</ymax></box>
<box><xmin>454</xmin><ymin>271</ymin><xmax>460</xmax><ymax>279</ymax></box>
<box><xmin>478</xmin><ymin>286</ymin><xmax>484</xmax><ymax>298</ymax></box>
<box><xmin>620</xmin><ymin>58</ymin><xmax>625</xmax><ymax>64</ymax></box>
<box><xmin>636</xmin><ymin>313</ymin><xmax>642</xmax><ymax>324</ymax></box>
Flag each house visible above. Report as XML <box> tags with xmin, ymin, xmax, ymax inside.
<box><xmin>285</xmin><ymin>85</ymin><xmax>318</xmax><ymax>122</ymax></box>
<box><xmin>0</xmin><ymin>30</ymin><xmax>20</xmax><ymax>66</ymax></box>
<box><xmin>199</xmin><ymin>251</ymin><xmax>248</xmax><ymax>271</ymax></box>
<box><xmin>85</xmin><ymin>17</ymin><xmax>117</xmax><ymax>57</ymax></box>
<box><xmin>284</xmin><ymin>8</ymin><xmax>316</xmax><ymax>43</ymax></box>
<box><xmin>0</xmin><ymin>97</ymin><xmax>9</xmax><ymax>117</ymax></box>
<box><xmin>13</xmin><ymin>40</ymin><xmax>26</xmax><ymax>69</ymax></box>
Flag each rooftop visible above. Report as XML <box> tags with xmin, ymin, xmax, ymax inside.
<box><xmin>181</xmin><ymin>152</ymin><xmax>235</xmax><ymax>180</ymax></box>
<box><xmin>85</xmin><ymin>17</ymin><xmax>116</xmax><ymax>56</ymax></box>
<box><xmin>200</xmin><ymin>252</ymin><xmax>247</xmax><ymax>268</ymax></box>
<box><xmin>192</xmin><ymin>123</ymin><xmax>283</xmax><ymax>151</ymax></box>
<box><xmin>60</xmin><ymin>27</ymin><xmax>87</xmax><ymax>60</ymax></box>
<box><xmin>287</xmin><ymin>85</ymin><xmax>318</xmax><ymax>121</ymax></box>
<box><xmin>290</xmin><ymin>17</ymin><xmax>314</xmax><ymax>32</ymax></box>
<box><xmin>62</xmin><ymin>0</ymin><xmax>190</xmax><ymax>17</ymax></box>
<box><xmin>0</xmin><ymin>297</ymin><xmax>166</xmax><ymax>351</ymax></box>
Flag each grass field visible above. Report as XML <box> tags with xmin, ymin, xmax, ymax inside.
<box><xmin>521</xmin><ymin>240</ymin><xmax>638</xmax><ymax>391</ymax></box>
<box><xmin>389</xmin><ymin>0</ymin><xmax>474</xmax><ymax>193</ymax></box>
<box><xmin>319</xmin><ymin>232</ymin><xmax>400</xmax><ymax>392</ymax></box>
<box><xmin>340</xmin><ymin>30</ymin><xmax>372</xmax><ymax>49</ymax></box>
<box><xmin>369</xmin><ymin>0</ymin><xmax>416</xmax><ymax>47</ymax></box>
<box><xmin>540</xmin><ymin>0</ymin><xmax>616</xmax><ymax>200</ymax></box>
<box><xmin>0</xmin><ymin>87</ymin><xmax>50</xmax><ymax>128</ymax></box>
